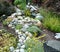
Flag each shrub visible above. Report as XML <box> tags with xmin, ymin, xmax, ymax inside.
<box><xmin>25</xmin><ymin>38</ymin><xmax>44</xmax><ymax>52</ymax></box>
<box><xmin>14</xmin><ymin>0</ymin><xmax>26</xmax><ymax>10</ymax></box>
<box><xmin>0</xmin><ymin>1</ymin><xmax>15</xmax><ymax>16</ymax></box>
<box><xmin>3</xmin><ymin>17</ymin><xmax>13</xmax><ymax>26</ymax></box>
<box><xmin>0</xmin><ymin>29</ymin><xmax>17</xmax><ymax>52</ymax></box>
<box><xmin>40</xmin><ymin>8</ymin><xmax>60</xmax><ymax>32</ymax></box>
<box><xmin>27</xmin><ymin>26</ymin><xmax>42</xmax><ymax>34</ymax></box>
<box><xmin>15</xmin><ymin>24</ymin><xmax>23</xmax><ymax>30</ymax></box>
<box><xmin>24</xmin><ymin>9</ymin><xmax>31</xmax><ymax>16</ymax></box>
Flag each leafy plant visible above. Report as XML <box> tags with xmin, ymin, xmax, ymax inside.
<box><xmin>14</xmin><ymin>0</ymin><xmax>26</xmax><ymax>10</ymax></box>
<box><xmin>40</xmin><ymin>8</ymin><xmax>60</xmax><ymax>32</ymax></box>
<box><xmin>25</xmin><ymin>38</ymin><xmax>44</xmax><ymax>52</ymax></box>
<box><xmin>3</xmin><ymin>17</ymin><xmax>13</xmax><ymax>26</ymax></box>
<box><xmin>3</xmin><ymin>20</ymin><xmax>7</xmax><ymax>26</ymax></box>
<box><xmin>24</xmin><ymin>9</ymin><xmax>31</xmax><ymax>16</ymax></box>
<box><xmin>15</xmin><ymin>24</ymin><xmax>23</xmax><ymax>30</ymax></box>
<box><xmin>27</xmin><ymin>26</ymin><xmax>42</xmax><ymax>34</ymax></box>
<box><xmin>0</xmin><ymin>29</ymin><xmax>17</xmax><ymax>52</ymax></box>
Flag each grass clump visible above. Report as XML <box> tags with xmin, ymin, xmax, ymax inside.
<box><xmin>40</xmin><ymin>8</ymin><xmax>60</xmax><ymax>32</ymax></box>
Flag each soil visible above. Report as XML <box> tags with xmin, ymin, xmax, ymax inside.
<box><xmin>40</xmin><ymin>27</ymin><xmax>60</xmax><ymax>41</ymax></box>
<box><xmin>0</xmin><ymin>22</ymin><xmax>16</xmax><ymax>35</ymax></box>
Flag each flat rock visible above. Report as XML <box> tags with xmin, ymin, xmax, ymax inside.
<box><xmin>46</xmin><ymin>40</ymin><xmax>60</xmax><ymax>51</ymax></box>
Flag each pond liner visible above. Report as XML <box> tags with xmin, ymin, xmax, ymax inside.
<box><xmin>43</xmin><ymin>43</ymin><xmax>60</xmax><ymax>52</ymax></box>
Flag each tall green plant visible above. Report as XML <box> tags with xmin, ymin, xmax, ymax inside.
<box><xmin>40</xmin><ymin>8</ymin><xmax>60</xmax><ymax>32</ymax></box>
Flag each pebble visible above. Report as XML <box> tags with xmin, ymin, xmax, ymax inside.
<box><xmin>20</xmin><ymin>49</ymin><xmax>25</xmax><ymax>52</ymax></box>
<box><xmin>18</xmin><ymin>16</ymin><xmax>23</xmax><ymax>20</ymax></box>
<box><xmin>21</xmin><ymin>36</ymin><xmax>25</xmax><ymax>41</ymax></box>
<box><xmin>55</xmin><ymin>33</ymin><xmax>60</xmax><ymax>39</ymax></box>
<box><xmin>17</xmin><ymin>12</ymin><xmax>22</xmax><ymax>16</ymax></box>
<box><xmin>21</xmin><ymin>45</ymin><xmax>25</xmax><ymax>49</ymax></box>
<box><xmin>15</xmin><ymin>30</ymin><xmax>19</xmax><ymax>33</ymax></box>
<box><xmin>35</xmin><ymin>21</ymin><xmax>42</xmax><ymax>27</ymax></box>
<box><xmin>23</xmin><ymin>34</ymin><xmax>26</xmax><ymax>38</ymax></box>
<box><xmin>23</xmin><ymin>24</ymin><xmax>29</xmax><ymax>29</ymax></box>
<box><xmin>21</xmin><ymin>28</ymin><xmax>27</xmax><ymax>32</ymax></box>
<box><xmin>26</xmin><ymin>36</ymin><xmax>30</xmax><ymax>40</ymax></box>
<box><xmin>18</xmin><ymin>32</ymin><xmax>22</xmax><ymax>35</ymax></box>
<box><xmin>10</xmin><ymin>46</ymin><xmax>14</xmax><ymax>52</ymax></box>
<box><xmin>8</xmin><ymin>24</ymin><xmax>12</xmax><ymax>27</ymax></box>
<box><xmin>28</xmin><ymin>32</ymin><xmax>32</xmax><ymax>37</ymax></box>
<box><xmin>25</xmin><ymin>31</ymin><xmax>29</xmax><ymax>35</ymax></box>
<box><xmin>11</xmin><ymin>26</ymin><xmax>15</xmax><ymax>29</ymax></box>
<box><xmin>13</xmin><ymin>49</ymin><xmax>20</xmax><ymax>52</ymax></box>
<box><xmin>19</xmin><ymin>39</ymin><xmax>23</xmax><ymax>43</ymax></box>
<box><xmin>17</xmin><ymin>43</ymin><xmax>21</xmax><ymax>48</ymax></box>
<box><xmin>36</xmin><ymin>15</ymin><xmax>43</xmax><ymax>20</ymax></box>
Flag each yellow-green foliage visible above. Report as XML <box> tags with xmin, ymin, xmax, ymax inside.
<box><xmin>0</xmin><ymin>29</ymin><xmax>17</xmax><ymax>52</ymax></box>
<box><xmin>3</xmin><ymin>17</ymin><xmax>13</xmax><ymax>25</ymax></box>
<box><xmin>24</xmin><ymin>9</ymin><xmax>31</xmax><ymax>16</ymax></box>
<box><xmin>25</xmin><ymin>38</ymin><xmax>44</xmax><ymax>52</ymax></box>
<box><xmin>40</xmin><ymin>8</ymin><xmax>60</xmax><ymax>32</ymax></box>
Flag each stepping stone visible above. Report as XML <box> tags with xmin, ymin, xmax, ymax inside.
<box><xmin>44</xmin><ymin>40</ymin><xmax>60</xmax><ymax>52</ymax></box>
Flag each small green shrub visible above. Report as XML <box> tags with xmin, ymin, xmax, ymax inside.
<box><xmin>40</xmin><ymin>8</ymin><xmax>60</xmax><ymax>32</ymax></box>
<box><xmin>14</xmin><ymin>0</ymin><xmax>26</xmax><ymax>10</ymax></box>
<box><xmin>15</xmin><ymin>24</ymin><xmax>23</xmax><ymax>30</ymax></box>
<box><xmin>27</xmin><ymin>26</ymin><xmax>42</xmax><ymax>34</ymax></box>
<box><xmin>24</xmin><ymin>9</ymin><xmax>31</xmax><ymax>16</ymax></box>
<box><xmin>25</xmin><ymin>38</ymin><xmax>44</xmax><ymax>52</ymax></box>
<box><xmin>3</xmin><ymin>20</ymin><xmax>7</xmax><ymax>26</ymax></box>
<box><xmin>3</xmin><ymin>17</ymin><xmax>13</xmax><ymax>26</ymax></box>
<box><xmin>0</xmin><ymin>29</ymin><xmax>17</xmax><ymax>52</ymax></box>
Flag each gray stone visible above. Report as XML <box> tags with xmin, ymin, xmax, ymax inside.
<box><xmin>18</xmin><ymin>16</ymin><xmax>23</xmax><ymax>20</ymax></box>
<box><xmin>23</xmin><ymin>34</ymin><xmax>26</xmax><ymax>38</ymax></box>
<box><xmin>8</xmin><ymin>24</ymin><xmax>12</xmax><ymax>27</ymax></box>
<box><xmin>26</xmin><ymin>36</ymin><xmax>30</xmax><ymax>40</ymax></box>
<box><xmin>20</xmin><ymin>49</ymin><xmax>25</xmax><ymax>52</ymax></box>
<box><xmin>36</xmin><ymin>15</ymin><xmax>43</xmax><ymax>20</ymax></box>
<box><xmin>10</xmin><ymin>46</ymin><xmax>14</xmax><ymax>52</ymax></box>
<box><xmin>17</xmin><ymin>43</ymin><xmax>21</xmax><ymax>48</ymax></box>
<box><xmin>47</xmin><ymin>40</ymin><xmax>60</xmax><ymax>51</ymax></box>
<box><xmin>23</xmin><ymin>24</ymin><xmax>29</xmax><ymax>29</ymax></box>
<box><xmin>15</xmin><ymin>30</ymin><xmax>19</xmax><ymax>33</ymax></box>
<box><xmin>21</xmin><ymin>28</ymin><xmax>27</xmax><ymax>32</ymax></box>
<box><xmin>21</xmin><ymin>45</ymin><xmax>25</xmax><ymax>49</ymax></box>
<box><xmin>55</xmin><ymin>33</ymin><xmax>60</xmax><ymax>39</ymax></box>
<box><xmin>19</xmin><ymin>39</ymin><xmax>23</xmax><ymax>43</ymax></box>
<box><xmin>21</xmin><ymin>36</ymin><xmax>25</xmax><ymax>41</ymax></box>
<box><xmin>15</xmin><ymin>7</ymin><xmax>21</xmax><ymax>13</ymax></box>
<box><xmin>13</xmin><ymin>49</ymin><xmax>20</xmax><ymax>52</ymax></box>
